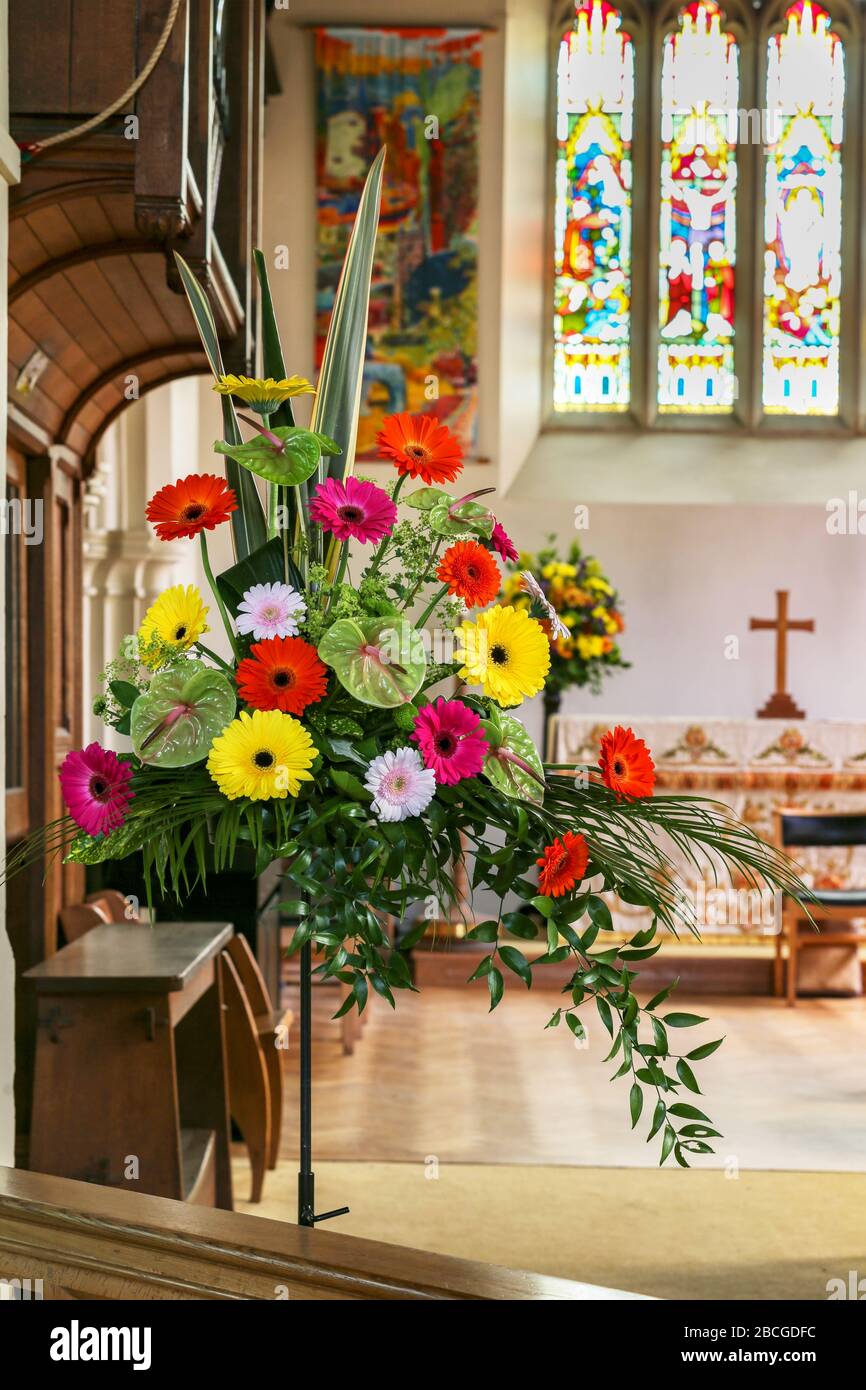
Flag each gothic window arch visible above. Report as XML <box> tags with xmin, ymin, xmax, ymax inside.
<box><xmin>548</xmin><ymin>0</ymin><xmax>864</xmax><ymax>433</ymax></box>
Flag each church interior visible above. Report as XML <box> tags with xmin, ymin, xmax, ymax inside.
<box><xmin>1</xmin><ymin>0</ymin><xmax>866</xmax><ymax>1321</ymax></box>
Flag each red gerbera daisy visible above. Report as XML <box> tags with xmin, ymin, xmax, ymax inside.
<box><xmin>146</xmin><ymin>474</ymin><xmax>237</xmax><ymax>541</ymax></box>
<box><xmin>376</xmin><ymin>411</ymin><xmax>464</xmax><ymax>486</ymax></box>
<box><xmin>599</xmin><ymin>725</ymin><xmax>655</xmax><ymax>800</ymax></box>
<box><xmin>436</xmin><ymin>540</ymin><xmax>500</xmax><ymax>608</ymax></box>
<box><xmin>236</xmin><ymin>636</ymin><xmax>328</xmax><ymax>715</ymax></box>
<box><xmin>537</xmin><ymin>831</ymin><xmax>589</xmax><ymax>898</ymax></box>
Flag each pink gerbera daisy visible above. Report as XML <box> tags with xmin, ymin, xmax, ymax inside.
<box><xmin>308</xmin><ymin>476</ymin><xmax>397</xmax><ymax>545</ymax></box>
<box><xmin>59</xmin><ymin>743</ymin><xmax>134</xmax><ymax>837</ymax></box>
<box><xmin>490</xmin><ymin>521</ymin><xmax>518</xmax><ymax>563</ymax></box>
<box><xmin>411</xmin><ymin>698</ymin><xmax>490</xmax><ymax>786</ymax></box>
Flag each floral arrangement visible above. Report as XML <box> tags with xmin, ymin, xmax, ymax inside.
<box><xmin>3</xmin><ymin>153</ymin><xmax>808</xmax><ymax>1167</ymax></box>
<box><xmin>501</xmin><ymin>538</ymin><xmax>628</xmax><ymax>699</ymax></box>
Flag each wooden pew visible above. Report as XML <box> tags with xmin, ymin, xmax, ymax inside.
<box><xmin>0</xmin><ymin>1167</ymin><xmax>642</xmax><ymax>1301</ymax></box>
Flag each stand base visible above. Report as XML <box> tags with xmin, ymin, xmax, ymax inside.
<box><xmin>757</xmin><ymin>692</ymin><xmax>806</xmax><ymax>719</ymax></box>
<box><xmin>298</xmin><ymin>1170</ymin><xmax>349</xmax><ymax>1227</ymax></box>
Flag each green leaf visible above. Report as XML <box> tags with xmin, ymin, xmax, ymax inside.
<box><xmin>647</xmin><ymin>1100</ymin><xmax>666</xmax><ymax>1141</ymax></box>
<box><xmin>499</xmin><ymin>945</ymin><xmax>532</xmax><ymax>988</ymax></box>
<box><xmin>330</xmin><ymin>768</ymin><xmax>371</xmax><ymax>802</ymax></box>
<box><xmin>216</xmin><ymin>535</ymin><xmax>305</xmax><ymax>617</ymax></box>
<box><xmin>501</xmin><ymin>912</ymin><xmax>539</xmax><ymax>940</ymax></box>
<box><xmin>667</xmin><ymin>1102</ymin><xmax>712</xmax><ymax>1122</ymax></box>
<box><xmin>130</xmin><ymin>659</ymin><xmax>236</xmax><ymax>767</ymax></box>
<box><xmin>659</xmin><ymin>1126</ymin><xmax>677</xmax><ymax>1165</ymax></box>
<box><xmin>480</xmin><ymin>712</ymin><xmax>545</xmax><ymax>806</ymax></box>
<box><xmin>686</xmin><ymin>1037</ymin><xmax>725</xmax><ymax>1061</ymax></box>
<box><xmin>173</xmin><ymin>252</ymin><xmax>267</xmax><ymax>559</ymax></box>
<box><xmin>566</xmin><ymin>1013</ymin><xmax>585</xmax><ymax>1039</ymax></box>
<box><xmin>487</xmin><ymin>966</ymin><xmax>504</xmax><ymax>1011</ymax></box>
<box><xmin>311</xmin><ymin>147</ymin><xmax>385</xmax><ymax>488</ymax></box>
<box><xmin>109</xmin><ymin>680</ymin><xmax>141</xmax><ymax>709</ymax></box>
<box><xmin>318</xmin><ymin>616</ymin><xmax>426</xmax><ymax>708</ymax></box>
<box><xmin>675</xmin><ymin>1059</ymin><xmax>702</xmax><ymax>1094</ymax></box>
<box><xmin>595</xmin><ymin>996</ymin><xmax>614</xmax><ymax>1036</ymax></box>
<box><xmin>545</xmin><ymin>1009</ymin><xmax>562</xmax><ymax>1029</ymax></box>
<box><xmin>664</xmin><ymin>1012</ymin><xmax>708</xmax><ymax>1028</ymax></box>
<box><xmin>215</xmin><ymin>426</ymin><xmax>333</xmax><ymax>488</ymax></box>
<box><xmin>587</xmin><ymin>896</ymin><xmax>613</xmax><ymax>932</ymax></box>
<box><xmin>645</xmin><ymin>980</ymin><xmax>679</xmax><ymax>1012</ymax></box>
<box><xmin>629</xmin><ymin>1083</ymin><xmax>643</xmax><ymax>1129</ymax></box>
<box><xmin>466</xmin><ymin>921</ymin><xmax>498</xmax><ymax>942</ymax></box>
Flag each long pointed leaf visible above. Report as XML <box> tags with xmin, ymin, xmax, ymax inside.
<box><xmin>254</xmin><ymin>248</ymin><xmax>299</xmax><ymax>542</ymax></box>
<box><xmin>311</xmin><ymin>146</ymin><xmax>385</xmax><ymax>487</ymax></box>
<box><xmin>173</xmin><ymin>251</ymin><xmax>268</xmax><ymax>560</ymax></box>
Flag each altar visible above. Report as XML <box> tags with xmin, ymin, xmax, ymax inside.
<box><xmin>550</xmin><ymin>715</ymin><xmax>866</xmax><ymax>946</ymax></box>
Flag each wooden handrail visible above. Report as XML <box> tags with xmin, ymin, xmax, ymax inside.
<box><xmin>0</xmin><ymin>1167</ymin><xmax>642</xmax><ymax>1301</ymax></box>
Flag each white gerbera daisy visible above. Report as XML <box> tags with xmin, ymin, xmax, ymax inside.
<box><xmin>364</xmin><ymin>747</ymin><xmax>436</xmax><ymax>822</ymax></box>
<box><xmin>236</xmin><ymin>581</ymin><xmax>306</xmax><ymax>640</ymax></box>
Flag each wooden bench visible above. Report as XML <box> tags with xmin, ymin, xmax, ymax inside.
<box><xmin>24</xmin><ymin>922</ymin><xmax>234</xmax><ymax>1207</ymax></box>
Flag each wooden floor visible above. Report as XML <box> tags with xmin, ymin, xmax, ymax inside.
<box><xmin>279</xmin><ymin>986</ymin><xmax>866</xmax><ymax>1172</ymax></box>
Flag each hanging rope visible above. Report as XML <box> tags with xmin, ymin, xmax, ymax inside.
<box><xmin>20</xmin><ymin>0</ymin><xmax>182</xmax><ymax>162</ymax></box>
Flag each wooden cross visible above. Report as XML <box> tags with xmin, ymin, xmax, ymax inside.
<box><xmin>749</xmin><ymin>590</ymin><xmax>814</xmax><ymax>719</ymax></box>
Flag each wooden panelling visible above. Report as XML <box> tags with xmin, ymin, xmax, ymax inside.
<box><xmin>0</xmin><ymin>1166</ymin><xmax>594</xmax><ymax>1300</ymax></box>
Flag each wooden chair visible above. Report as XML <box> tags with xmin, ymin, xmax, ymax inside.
<box><xmin>220</xmin><ymin>936</ymin><xmax>293</xmax><ymax>1201</ymax></box>
<box><xmin>774</xmin><ymin>808</ymin><xmax>866</xmax><ymax>1006</ymax></box>
<box><xmin>57</xmin><ymin>901</ymin><xmax>110</xmax><ymax>945</ymax></box>
<box><xmin>85</xmin><ymin>889</ymin><xmax>133</xmax><ymax>922</ymax></box>
<box><xmin>224</xmin><ymin>935</ymin><xmax>292</xmax><ymax>1173</ymax></box>
<box><xmin>219</xmin><ymin>952</ymin><xmax>272</xmax><ymax>1204</ymax></box>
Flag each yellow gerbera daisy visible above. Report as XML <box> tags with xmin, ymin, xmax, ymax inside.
<box><xmin>213</xmin><ymin>374</ymin><xmax>316</xmax><ymax>416</ymax></box>
<box><xmin>138</xmin><ymin>585</ymin><xmax>209</xmax><ymax>669</ymax></box>
<box><xmin>207</xmin><ymin>709</ymin><xmax>317</xmax><ymax>801</ymax></box>
<box><xmin>455</xmin><ymin>605</ymin><xmax>550</xmax><ymax>708</ymax></box>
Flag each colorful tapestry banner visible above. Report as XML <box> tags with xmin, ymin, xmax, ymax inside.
<box><xmin>315</xmin><ymin>26</ymin><xmax>482</xmax><ymax>461</ymax></box>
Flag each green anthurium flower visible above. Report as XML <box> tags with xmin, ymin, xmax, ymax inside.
<box><xmin>403</xmin><ymin>486</ymin><xmax>454</xmax><ymax>511</ymax></box>
<box><xmin>318</xmin><ymin>617</ymin><xmax>426</xmax><ymax>708</ymax></box>
<box><xmin>130</xmin><ymin>659</ymin><xmax>236</xmax><ymax>767</ymax></box>
<box><xmin>429</xmin><ymin>492</ymin><xmax>495</xmax><ymax>540</ymax></box>
<box><xmin>214</xmin><ymin>426</ymin><xmax>340</xmax><ymax>488</ymax></box>
<box><xmin>479</xmin><ymin>711</ymin><xmax>545</xmax><ymax>805</ymax></box>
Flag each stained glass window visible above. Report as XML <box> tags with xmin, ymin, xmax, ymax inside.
<box><xmin>658</xmin><ymin>2</ymin><xmax>738</xmax><ymax>412</ymax></box>
<box><xmin>762</xmin><ymin>1</ymin><xmax>844</xmax><ymax>415</ymax></box>
<box><xmin>553</xmin><ymin>0</ymin><xmax>634</xmax><ymax>412</ymax></box>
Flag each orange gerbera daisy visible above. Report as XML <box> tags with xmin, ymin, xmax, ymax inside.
<box><xmin>436</xmin><ymin>540</ymin><xmax>500</xmax><ymax>607</ymax></box>
<box><xmin>146</xmin><ymin>474</ymin><xmax>237</xmax><ymax>541</ymax></box>
<box><xmin>236</xmin><ymin>636</ymin><xmax>328</xmax><ymax>716</ymax></box>
<box><xmin>376</xmin><ymin>411</ymin><xmax>464</xmax><ymax>485</ymax></box>
<box><xmin>537</xmin><ymin>831</ymin><xmax>589</xmax><ymax>897</ymax></box>
<box><xmin>599</xmin><ymin>725</ymin><xmax>655</xmax><ymax>800</ymax></box>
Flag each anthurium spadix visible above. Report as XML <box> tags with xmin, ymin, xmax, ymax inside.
<box><xmin>131</xmin><ymin>659</ymin><xmax>236</xmax><ymax>767</ymax></box>
<box><xmin>479</xmin><ymin>710</ymin><xmax>546</xmax><ymax>806</ymax></box>
<box><xmin>318</xmin><ymin>617</ymin><xmax>426</xmax><ymax>707</ymax></box>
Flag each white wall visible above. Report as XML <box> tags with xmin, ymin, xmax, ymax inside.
<box><xmin>495</xmin><ymin>498</ymin><xmax>866</xmax><ymax>722</ymax></box>
<box><xmin>0</xmin><ymin>0</ymin><xmax>21</xmax><ymax>1166</ymax></box>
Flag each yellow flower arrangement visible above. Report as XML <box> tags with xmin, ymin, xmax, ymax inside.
<box><xmin>498</xmin><ymin>539</ymin><xmax>627</xmax><ymax>697</ymax></box>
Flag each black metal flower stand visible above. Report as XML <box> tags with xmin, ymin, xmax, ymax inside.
<box><xmin>297</xmin><ymin>938</ymin><xmax>350</xmax><ymax>1227</ymax></box>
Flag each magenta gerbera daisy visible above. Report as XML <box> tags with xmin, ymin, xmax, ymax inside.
<box><xmin>411</xmin><ymin>698</ymin><xmax>490</xmax><ymax>786</ymax></box>
<box><xmin>491</xmin><ymin>521</ymin><xmax>518</xmax><ymax>563</ymax></box>
<box><xmin>59</xmin><ymin>743</ymin><xmax>134</xmax><ymax>837</ymax></box>
<box><xmin>308</xmin><ymin>476</ymin><xmax>396</xmax><ymax>545</ymax></box>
